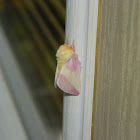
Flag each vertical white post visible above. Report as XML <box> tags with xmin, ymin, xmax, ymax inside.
<box><xmin>63</xmin><ymin>0</ymin><xmax>89</xmax><ymax>140</ymax></box>
<box><xmin>83</xmin><ymin>0</ymin><xmax>99</xmax><ymax>139</ymax></box>
<box><xmin>63</xmin><ymin>0</ymin><xmax>99</xmax><ymax>140</ymax></box>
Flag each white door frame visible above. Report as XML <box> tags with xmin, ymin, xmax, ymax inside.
<box><xmin>63</xmin><ymin>0</ymin><xmax>99</xmax><ymax>140</ymax></box>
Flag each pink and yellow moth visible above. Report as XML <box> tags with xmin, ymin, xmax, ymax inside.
<box><xmin>54</xmin><ymin>40</ymin><xmax>81</xmax><ymax>95</ymax></box>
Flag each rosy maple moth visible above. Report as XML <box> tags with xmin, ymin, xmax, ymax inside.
<box><xmin>54</xmin><ymin>40</ymin><xmax>81</xmax><ymax>95</ymax></box>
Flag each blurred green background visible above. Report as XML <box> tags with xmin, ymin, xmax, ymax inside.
<box><xmin>0</xmin><ymin>0</ymin><xmax>65</xmax><ymax>133</ymax></box>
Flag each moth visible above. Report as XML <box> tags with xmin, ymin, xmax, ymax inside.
<box><xmin>54</xmin><ymin>40</ymin><xmax>81</xmax><ymax>95</ymax></box>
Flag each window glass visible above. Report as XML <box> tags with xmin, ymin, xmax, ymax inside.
<box><xmin>0</xmin><ymin>0</ymin><xmax>65</xmax><ymax>139</ymax></box>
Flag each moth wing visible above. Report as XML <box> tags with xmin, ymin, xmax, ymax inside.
<box><xmin>54</xmin><ymin>64</ymin><xmax>59</xmax><ymax>88</ymax></box>
<box><xmin>56</xmin><ymin>55</ymin><xmax>81</xmax><ymax>95</ymax></box>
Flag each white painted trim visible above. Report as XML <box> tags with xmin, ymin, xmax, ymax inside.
<box><xmin>63</xmin><ymin>0</ymin><xmax>99</xmax><ymax>140</ymax></box>
<box><xmin>83</xmin><ymin>0</ymin><xmax>99</xmax><ymax>139</ymax></box>
<box><xmin>63</xmin><ymin>1</ymin><xmax>89</xmax><ymax>140</ymax></box>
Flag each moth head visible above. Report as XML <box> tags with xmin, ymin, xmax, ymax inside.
<box><xmin>56</xmin><ymin>44</ymin><xmax>75</xmax><ymax>64</ymax></box>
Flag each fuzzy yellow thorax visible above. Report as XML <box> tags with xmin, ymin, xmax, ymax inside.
<box><xmin>56</xmin><ymin>44</ymin><xmax>75</xmax><ymax>76</ymax></box>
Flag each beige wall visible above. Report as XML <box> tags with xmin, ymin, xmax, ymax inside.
<box><xmin>93</xmin><ymin>0</ymin><xmax>140</xmax><ymax>140</ymax></box>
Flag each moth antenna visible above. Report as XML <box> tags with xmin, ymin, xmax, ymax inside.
<box><xmin>65</xmin><ymin>38</ymin><xmax>69</xmax><ymax>45</ymax></box>
<box><xmin>72</xmin><ymin>41</ymin><xmax>75</xmax><ymax>51</ymax></box>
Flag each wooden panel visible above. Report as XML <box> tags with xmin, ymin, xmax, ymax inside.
<box><xmin>93</xmin><ymin>0</ymin><xmax>140</xmax><ymax>140</ymax></box>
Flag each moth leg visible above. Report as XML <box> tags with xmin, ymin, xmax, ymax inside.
<box><xmin>54</xmin><ymin>81</ymin><xmax>57</xmax><ymax>88</ymax></box>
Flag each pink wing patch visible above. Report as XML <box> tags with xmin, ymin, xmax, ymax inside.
<box><xmin>56</xmin><ymin>55</ymin><xmax>81</xmax><ymax>95</ymax></box>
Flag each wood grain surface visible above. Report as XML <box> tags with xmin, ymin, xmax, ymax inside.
<box><xmin>93</xmin><ymin>0</ymin><xmax>140</xmax><ymax>140</ymax></box>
